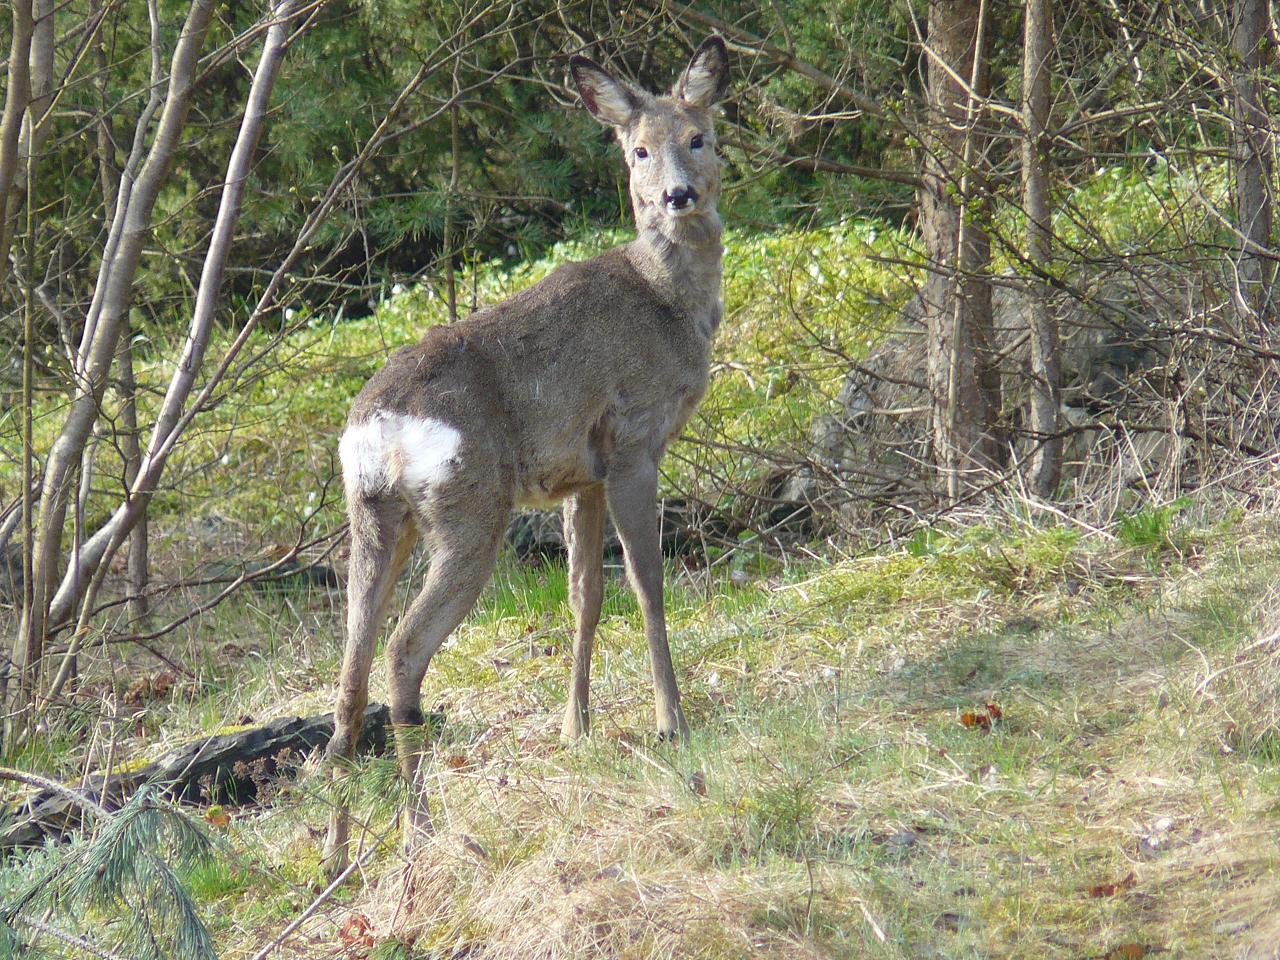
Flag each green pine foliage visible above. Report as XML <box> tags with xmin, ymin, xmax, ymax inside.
<box><xmin>1</xmin><ymin>789</ymin><xmax>217</xmax><ymax>960</ymax></box>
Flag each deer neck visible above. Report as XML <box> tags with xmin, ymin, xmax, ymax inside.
<box><xmin>627</xmin><ymin>211</ymin><xmax>724</xmax><ymax>341</ymax></box>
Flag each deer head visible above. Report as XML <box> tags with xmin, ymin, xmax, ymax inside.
<box><xmin>571</xmin><ymin>37</ymin><xmax>730</xmax><ymax>243</ymax></box>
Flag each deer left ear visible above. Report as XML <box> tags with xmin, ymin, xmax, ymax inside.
<box><xmin>673</xmin><ymin>36</ymin><xmax>730</xmax><ymax>109</ymax></box>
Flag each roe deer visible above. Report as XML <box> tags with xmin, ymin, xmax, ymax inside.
<box><xmin>322</xmin><ymin>36</ymin><xmax>731</xmax><ymax>874</ymax></box>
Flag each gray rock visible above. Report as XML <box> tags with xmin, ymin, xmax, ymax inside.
<box><xmin>807</xmin><ymin>268</ymin><xmax>1182</xmax><ymax>513</ymax></box>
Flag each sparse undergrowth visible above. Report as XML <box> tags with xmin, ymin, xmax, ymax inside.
<box><xmin>8</xmin><ymin>495</ymin><xmax>1280</xmax><ymax>959</ymax></box>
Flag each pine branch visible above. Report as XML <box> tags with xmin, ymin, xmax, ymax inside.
<box><xmin>11</xmin><ymin>915</ymin><xmax>136</xmax><ymax>960</ymax></box>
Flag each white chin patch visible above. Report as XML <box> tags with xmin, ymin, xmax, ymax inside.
<box><xmin>340</xmin><ymin>412</ymin><xmax>462</xmax><ymax>496</ymax></box>
<box><xmin>666</xmin><ymin>202</ymin><xmax>697</xmax><ymax>217</ymax></box>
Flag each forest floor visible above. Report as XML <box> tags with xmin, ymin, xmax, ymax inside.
<box><xmin>13</xmin><ymin>489</ymin><xmax>1280</xmax><ymax>959</ymax></box>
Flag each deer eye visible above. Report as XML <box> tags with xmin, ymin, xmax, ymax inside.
<box><xmin>634</xmin><ymin>147</ymin><xmax>649</xmax><ymax>160</ymax></box>
<box><xmin>690</xmin><ymin>134</ymin><xmax>704</xmax><ymax>150</ymax></box>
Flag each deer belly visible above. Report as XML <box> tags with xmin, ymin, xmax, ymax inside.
<box><xmin>513</xmin><ymin>449</ymin><xmax>605</xmax><ymax>508</ymax></box>
<box><xmin>514</xmin><ymin>472</ymin><xmax>599</xmax><ymax>508</ymax></box>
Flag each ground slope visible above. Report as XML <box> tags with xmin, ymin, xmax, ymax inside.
<box><xmin>127</xmin><ymin>498</ymin><xmax>1280</xmax><ymax>960</ymax></box>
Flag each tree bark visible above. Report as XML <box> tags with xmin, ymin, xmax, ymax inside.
<box><xmin>0</xmin><ymin>1</ymin><xmax>35</xmax><ymax>299</ymax></box>
<box><xmin>6</xmin><ymin>0</ymin><xmax>217</xmax><ymax>742</ymax></box>
<box><xmin>918</xmin><ymin>0</ymin><xmax>1000</xmax><ymax>499</ymax></box>
<box><xmin>32</xmin><ymin>0</ymin><xmax>304</xmax><ymax>719</ymax></box>
<box><xmin>1023</xmin><ymin>0</ymin><xmax>1060</xmax><ymax>497</ymax></box>
<box><xmin>444</xmin><ymin>98</ymin><xmax>461</xmax><ymax>322</ymax></box>
<box><xmin>118</xmin><ymin>324</ymin><xmax>150</xmax><ymax>628</ymax></box>
<box><xmin>1231</xmin><ymin>0</ymin><xmax>1273</xmax><ymax>324</ymax></box>
<box><xmin>0</xmin><ymin>0</ymin><xmax>55</xmax><ymax>295</ymax></box>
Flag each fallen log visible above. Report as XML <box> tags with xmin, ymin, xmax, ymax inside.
<box><xmin>1</xmin><ymin>702</ymin><xmax>391</xmax><ymax>851</ymax></box>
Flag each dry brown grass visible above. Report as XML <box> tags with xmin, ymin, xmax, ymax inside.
<box><xmin>21</xmin><ymin>498</ymin><xmax>1280</xmax><ymax>960</ymax></box>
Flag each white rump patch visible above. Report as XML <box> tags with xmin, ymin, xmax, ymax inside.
<box><xmin>339</xmin><ymin>411</ymin><xmax>462</xmax><ymax>496</ymax></box>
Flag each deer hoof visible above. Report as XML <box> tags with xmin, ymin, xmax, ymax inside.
<box><xmin>561</xmin><ymin>708</ymin><xmax>590</xmax><ymax>742</ymax></box>
<box><xmin>655</xmin><ymin>709</ymin><xmax>689</xmax><ymax>744</ymax></box>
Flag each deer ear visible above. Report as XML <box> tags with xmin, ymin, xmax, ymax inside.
<box><xmin>571</xmin><ymin>56</ymin><xmax>639</xmax><ymax>127</ymax></box>
<box><xmin>673</xmin><ymin>36</ymin><xmax>730</xmax><ymax>109</ymax></box>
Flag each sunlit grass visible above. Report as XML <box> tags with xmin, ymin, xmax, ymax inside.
<box><xmin>7</xmin><ymin>496</ymin><xmax>1280</xmax><ymax>956</ymax></box>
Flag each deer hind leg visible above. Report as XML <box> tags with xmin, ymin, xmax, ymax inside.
<box><xmin>385</xmin><ymin>495</ymin><xmax>507</xmax><ymax>850</ymax></box>
<box><xmin>605</xmin><ymin>461</ymin><xmax>688</xmax><ymax>741</ymax></box>
<box><xmin>561</xmin><ymin>484</ymin><xmax>606</xmax><ymax>742</ymax></box>
<box><xmin>323</xmin><ymin>496</ymin><xmax>417</xmax><ymax>877</ymax></box>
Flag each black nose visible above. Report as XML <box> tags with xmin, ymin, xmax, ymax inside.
<box><xmin>662</xmin><ymin>186</ymin><xmax>697</xmax><ymax>209</ymax></box>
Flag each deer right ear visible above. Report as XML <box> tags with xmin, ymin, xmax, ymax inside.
<box><xmin>571</xmin><ymin>56</ymin><xmax>639</xmax><ymax>127</ymax></box>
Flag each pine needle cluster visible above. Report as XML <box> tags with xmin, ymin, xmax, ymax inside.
<box><xmin>1</xmin><ymin>787</ymin><xmax>217</xmax><ymax>960</ymax></box>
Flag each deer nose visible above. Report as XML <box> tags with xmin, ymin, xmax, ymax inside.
<box><xmin>662</xmin><ymin>186</ymin><xmax>697</xmax><ymax>210</ymax></box>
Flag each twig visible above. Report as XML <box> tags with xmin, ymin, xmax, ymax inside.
<box><xmin>855</xmin><ymin>897</ymin><xmax>887</xmax><ymax>942</ymax></box>
<box><xmin>248</xmin><ymin>826</ymin><xmax>392</xmax><ymax>960</ymax></box>
<box><xmin>13</xmin><ymin>916</ymin><xmax>136</xmax><ymax>960</ymax></box>
<box><xmin>0</xmin><ymin>765</ymin><xmax>109</xmax><ymax>816</ymax></box>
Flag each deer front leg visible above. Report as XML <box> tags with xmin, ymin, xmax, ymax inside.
<box><xmin>605</xmin><ymin>461</ymin><xmax>688</xmax><ymax>741</ymax></box>
<box><xmin>562</xmin><ymin>485</ymin><xmax>606</xmax><ymax>741</ymax></box>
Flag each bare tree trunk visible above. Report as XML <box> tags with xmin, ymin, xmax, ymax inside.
<box><xmin>1231</xmin><ymin>0</ymin><xmax>1273</xmax><ymax>324</ymax></box>
<box><xmin>118</xmin><ymin>325</ymin><xmax>150</xmax><ymax>627</ymax></box>
<box><xmin>12</xmin><ymin>85</ymin><xmax>36</xmax><ymax>755</ymax></box>
<box><xmin>90</xmin><ymin>0</ymin><xmax>120</xmax><ymax>215</ymax></box>
<box><xmin>0</xmin><ymin>2</ymin><xmax>35</xmax><ymax>299</ymax></box>
<box><xmin>0</xmin><ymin>0</ymin><xmax>55</xmax><ymax>295</ymax></box>
<box><xmin>87</xmin><ymin>0</ymin><xmax>145</xmax><ymax>628</ymax></box>
<box><xmin>1023</xmin><ymin>0</ymin><xmax>1060</xmax><ymax>497</ymax></box>
<box><xmin>444</xmin><ymin>99</ymin><xmax>461</xmax><ymax>322</ymax></box>
<box><xmin>918</xmin><ymin>0</ymin><xmax>999</xmax><ymax>500</ymax></box>
<box><xmin>6</xmin><ymin>0</ymin><xmax>217</xmax><ymax>742</ymax></box>
<box><xmin>35</xmin><ymin>0</ymin><xmax>309</xmax><ymax>714</ymax></box>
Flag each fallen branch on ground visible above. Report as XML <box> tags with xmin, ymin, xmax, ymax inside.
<box><xmin>1</xmin><ymin>702</ymin><xmax>390</xmax><ymax>851</ymax></box>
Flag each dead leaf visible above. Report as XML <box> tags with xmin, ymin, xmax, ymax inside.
<box><xmin>688</xmin><ymin>770</ymin><xmax>707</xmax><ymax>796</ymax></box>
<box><xmin>1105</xmin><ymin>944</ymin><xmax>1156</xmax><ymax>960</ymax></box>
<box><xmin>445</xmin><ymin>754</ymin><xmax>467</xmax><ymax>770</ymax></box>
<box><xmin>960</xmin><ymin>702</ymin><xmax>1004</xmax><ymax>732</ymax></box>
<box><xmin>337</xmin><ymin>913</ymin><xmax>374</xmax><ymax>954</ymax></box>
<box><xmin>1087</xmin><ymin>871</ymin><xmax>1136</xmax><ymax>898</ymax></box>
<box><xmin>204</xmin><ymin>805</ymin><xmax>230</xmax><ymax>829</ymax></box>
<box><xmin>461</xmin><ymin>834</ymin><xmax>489</xmax><ymax>862</ymax></box>
<box><xmin>123</xmin><ymin>670</ymin><xmax>178</xmax><ymax>706</ymax></box>
<box><xmin>934</xmin><ymin>911</ymin><xmax>964</xmax><ymax>932</ymax></box>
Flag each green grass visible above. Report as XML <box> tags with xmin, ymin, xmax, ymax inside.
<box><xmin>0</xmin><ymin>159</ymin><xmax>1236</xmax><ymax>570</ymax></box>
<box><xmin>9</xmin><ymin>498</ymin><xmax>1278</xmax><ymax>958</ymax></box>
<box><xmin>4</xmin><ymin>167</ymin><xmax>1278</xmax><ymax>957</ymax></box>
<box><xmin>0</xmin><ymin>217</ymin><xmax>921</xmax><ymax>556</ymax></box>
